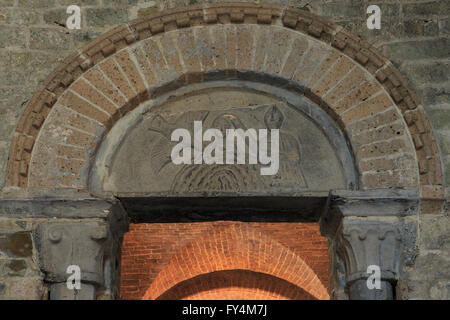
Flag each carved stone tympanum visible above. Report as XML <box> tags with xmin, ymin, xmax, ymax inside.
<box><xmin>98</xmin><ymin>85</ymin><xmax>355</xmax><ymax>196</ymax></box>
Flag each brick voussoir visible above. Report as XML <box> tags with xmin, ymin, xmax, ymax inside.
<box><xmin>6</xmin><ymin>2</ymin><xmax>442</xmax><ymax>198</ymax></box>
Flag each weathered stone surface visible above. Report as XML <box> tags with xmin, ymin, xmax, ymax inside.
<box><xmin>36</xmin><ymin>221</ymin><xmax>109</xmax><ymax>284</ymax></box>
<box><xmin>403</xmin><ymin>19</ymin><xmax>439</xmax><ymax>37</ymax></box>
<box><xmin>86</xmin><ymin>8</ymin><xmax>128</xmax><ymax>28</ymax></box>
<box><xmin>382</xmin><ymin>38</ymin><xmax>450</xmax><ymax>63</ymax></box>
<box><xmin>328</xmin><ymin>189</ymin><xmax>419</xmax><ymax>217</ymax></box>
<box><xmin>401</xmin><ymin>61</ymin><xmax>449</xmax><ymax>87</ymax></box>
<box><xmin>320</xmin><ymin>3</ymin><xmax>364</xmax><ymax>19</ymax></box>
<box><xmin>0</xmin><ymin>26</ymin><xmax>27</xmax><ymax>48</ymax></box>
<box><xmin>426</xmin><ymin>107</ymin><xmax>450</xmax><ymax>130</ymax></box>
<box><xmin>410</xmin><ymin>253</ymin><xmax>450</xmax><ymax>281</ymax></box>
<box><xmin>403</xmin><ymin>1</ymin><xmax>448</xmax><ymax>16</ymax></box>
<box><xmin>49</xmin><ymin>282</ymin><xmax>96</xmax><ymax>300</ymax></box>
<box><xmin>0</xmin><ymin>276</ymin><xmax>46</xmax><ymax>300</ymax></box>
<box><xmin>0</xmin><ymin>232</ymin><xmax>33</xmax><ymax>258</ymax></box>
<box><xmin>419</xmin><ymin>215</ymin><xmax>450</xmax><ymax>250</ymax></box>
<box><xmin>30</xmin><ymin>28</ymin><xmax>73</xmax><ymax>51</ymax></box>
<box><xmin>429</xmin><ymin>280</ymin><xmax>450</xmax><ymax>299</ymax></box>
<box><xmin>43</xmin><ymin>8</ymin><xmax>69</xmax><ymax>27</ymax></box>
<box><xmin>0</xmin><ymin>259</ymin><xmax>27</xmax><ymax>277</ymax></box>
<box><xmin>440</xmin><ymin>18</ymin><xmax>450</xmax><ymax>35</ymax></box>
<box><xmin>420</xmin><ymin>87</ymin><xmax>450</xmax><ymax>106</ymax></box>
<box><xmin>18</xmin><ymin>0</ymin><xmax>56</xmax><ymax>8</ymax></box>
<box><xmin>0</xmin><ymin>0</ymin><xmax>14</xmax><ymax>7</ymax></box>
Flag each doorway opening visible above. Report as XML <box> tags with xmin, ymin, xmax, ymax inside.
<box><xmin>119</xmin><ymin>196</ymin><xmax>330</xmax><ymax>300</ymax></box>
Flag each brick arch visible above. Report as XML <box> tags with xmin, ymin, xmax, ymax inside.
<box><xmin>6</xmin><ymin>3</ymin><xmax>442</xmax><ymax>201</ymax></box>
<box><xmin>157</xmin><ymin>270</ymin><xmax>316</xmax><ymax>300</ymax></box>
<box><xmin>142</xmin><ymin>223</ymin><xmax>329</xmax><ymax>300</ymax></box>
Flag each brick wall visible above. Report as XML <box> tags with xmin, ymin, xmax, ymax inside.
<box><xmin>157</xmin><ymin>270</ymin><xmax>316</xmax><ymax>300</ymax></box>
<box><xmin>120</xmin><ymin>222</ymin><xmax>329</xmax><ymax>300</ymax></box>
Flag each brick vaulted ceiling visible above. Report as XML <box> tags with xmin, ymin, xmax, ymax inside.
<box><xmin>121</xmin><ymin>222</ymin><xmax>329</xmax><ymax>300</ymax></box>
<box><xmin>5</xmin><ymin>2</ymin><xmax>444</xmax><ymax>213</ymax></box>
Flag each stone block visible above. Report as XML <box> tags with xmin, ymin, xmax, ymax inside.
<box><xmin>443</xmin><ymin>156</ymin><xmax>450</xmax><ymax>185</ymax></box>
<box><xmin>18</xmin><ymin>0</ymin><xmax>56</xmax><ymax>8</ymax></box>
<box><xmin>419</xmin><ymin>87</ymin><xmax>450</xmax><ymax>106</ymax></box>
<box><xmin>71</xmin><ymin>78</ymin><xmax>119</xmax><ymax>116</ymax></box>
<box><xmin>403</xmin><ymin>19</ymin><xmax>439</xmax><ymax>37</ymax></box>
<box><xmin>0</xmin><ymin>219</ymin><xmax>28</xmax><ymax>233</ymax></box>
<box><xmin>83</xmin><ymin>68</ymin><xmax>127</xmax><ymax>107</ymax></box>
<box><xmin>341</xmin><ymin>93</ymin><xmax>393</xmax><ymax>124</ymax></box>
<box><xmin>103</xmin><ymin>0</ymin><xmax>137</xmax><ymax>5</ymax></box>
<box><xmin>410</xmin><ymin>253</ymin><xmax>450</xmax><ymax>280</ymax></box>
<box><xmin>58</xmin><ymin>0</ymin><xmax>99</xmax><ymax>5</ymax></box>
<box><xmin>0</xmin><ymin>26</ymin><xmax>27</xmax><ymax>49</ymax></box>
<box><xmin>0</xmin><ymin>276</ymin><xmax>46</xmax><ymax>300</ymax></box>
<box><xmin>114</xmin><ymin>50</ymin><xmax>148</xmax><ymax>100</ymax></box>
<box><xmin>0</xmin><ymin>0</ymin><xmax>14</xmax><ymax>7</ymax></box>
<box><xmin>429</xmin><ymin>280</ymin><xmax>450</xmax><ymax>300</ymax></box>
<box><xmin>321</xmin><ymin>3</ymin><xmax>364</xmax><ymax>19</ymax></box>
<box><xmin>0</xmin><ymin>259</ymin><xmax>27</xmax><ymax>277</ymax></box>
<box><xmin>86</xmin><ymin>8</ymin><xmax>128</xmax><ymax>28</ymax></box>
<box><xmin>59</xmin><ymin>91</ymin><xmax>110</xmax><ymax>125</ymax></box>
<box><xmin>30</xmin><ymin>27</ymin><xmax>73</xmax><ymax>51</ymax></box>
<box><xmin>419</xmin><ymin>215</ymin><xmax>450</xmax><ymax>250</ymax></box>
<box><xmin>0</xmin><ymin>232</ymin><xmax>33</xmax><ymax>258</ymax></box>
<box><xmin>401</xmin><ymin>61</ymin><xmax>449</xmax><ymax>87</ymax></box>
<box><xmin>440</xmin><ymin>18</ymin><xmax>450</xmax><ymax>35</ymax></box>
<box><xmin>382</xmin><ymin>38</ymin><xmax>450</xmax><ymax>63</ymax></box>
<box><xmin>403</xmin><ymin>1</ymin><xmax>443</xmax><ymax>16</ymax></box>
<box><xmin>43</xmin><ymin>8</ymin><xmax>68</xmax><ymax>27</ymax></box>
<box><xmin>425</xmin><ymin>107</ymin><xmax>450</xmax><ymax>130</ymax></box>
<box><xmin>99</xmin><ymin>58</ymin><xmax>136</xmax><ymax>101</ymax></box>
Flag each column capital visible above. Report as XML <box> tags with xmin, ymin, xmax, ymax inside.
<box><xmin>34</xmin><ymin>197</ymin><xmax>128</xmax><ymax>300</ymax></box>
<box><xmin>320</xmin><ymin>188</ymin><xmax>418</xmax><ymax>299</ymax></box>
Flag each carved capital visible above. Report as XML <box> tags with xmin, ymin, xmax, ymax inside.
<box><xmin>320</xmin><ymin>189</ymin><xmax>418</xmax><ymax>299</ymax></box>
<box><xmin>338</xmin><ymin>220</ymin><xmax>402</xmax><ymax>284</ymax></box>
<box><xmin>36</xmin><ymin>222</ymin><xmax>110</xmax><ymax>285</ymax></box>
<box><xmin>34</xmin><ymin>197</ymin><xmax>128</xmax><ymax>300</ymax></box>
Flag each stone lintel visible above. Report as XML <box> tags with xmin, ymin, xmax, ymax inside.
<box><xmin>329</xmin><ymin>187</ymin><xmax>419</xmax><ymax>217</ymax></box>
<box><xmin>0</xmin><ymin>188</ymin><xmax>121</xmax><ymax>219</ymax></box>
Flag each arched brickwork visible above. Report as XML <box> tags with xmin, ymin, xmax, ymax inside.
<box><xmin>157</xmin><ymin>270</ymin><xmax>316</xmax><ymax>300</ymax></box>
<box><xmin>141</xmin><ymin>223</ymin><xmax>329</xmax><ymax>300</ymax></box>
<box><xmin>5</xmin><ymin>3</ymin><xmax>443</xmax><ymax>209</ymax></box>
<box><xmin>120</xmin><ymin>221</ymin><xmax>329</xmax><ymax>300</ymax></box>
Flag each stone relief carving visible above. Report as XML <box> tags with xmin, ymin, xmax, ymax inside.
<box><xmin>103</xmin><ymin>87</ymin><xmax>349</xmax><ymax>194</ymax></box>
